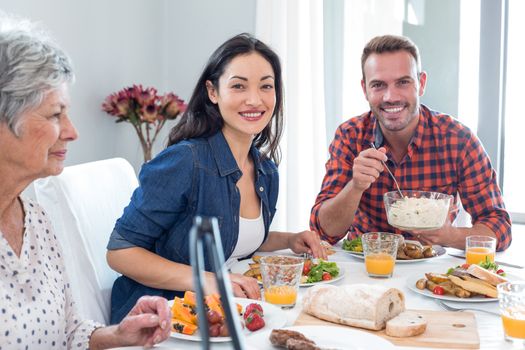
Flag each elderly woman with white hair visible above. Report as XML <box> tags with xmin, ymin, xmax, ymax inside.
<box><xmin>0</xmin><ymin>15</ymin><xmax>171</xmax><ymax>349</ymax></box>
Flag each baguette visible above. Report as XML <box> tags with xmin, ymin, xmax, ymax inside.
<box><xmin>386</xmin><ymin>311</ymin><xmax>427</xmax><ymax>337</ymax></box>
<box><xmin>302</xmin><ymin>284</ymin><xmax>405</xmax><ymax>331</ymax></box>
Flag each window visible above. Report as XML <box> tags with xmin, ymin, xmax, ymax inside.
<box><xmin>503</xmin><ymin>0</ymin><xmax>525</xmax><ymax>221</ymax></box>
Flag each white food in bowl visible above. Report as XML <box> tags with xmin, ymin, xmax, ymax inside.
<box><xmin>387</xmin><ymin>196</ymin><xmax>449</xmax><ymax>229</ymax></box>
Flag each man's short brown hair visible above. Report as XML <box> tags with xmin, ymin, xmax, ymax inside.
<box><xmin>361</xmin><ymin>35</ymin><xmax>421</xmax><ymax>82</ymax></box>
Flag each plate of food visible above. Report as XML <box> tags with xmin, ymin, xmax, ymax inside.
<box><xmin>342</xmin><ymin>237</ymin><xmax>446</xmax><ymax>263</ymax></box>
<box><xmin>170</xmin><ymin>293</ymin><xmax>286</xmax><ymax>342</ymax></box>
<box><xmin>247</xmin><ymin>325</ymin><xmax>396</xmax><ymax>350</ymax></box>
<box><xmin>237</xmin><ymin>256</ymin><xmax>344</xmax><ymax>287</ymax></box>
<box><xmin>407</xmin><ymin>262</ymin><xmax>513</xmax><ymax>302</ymax></box>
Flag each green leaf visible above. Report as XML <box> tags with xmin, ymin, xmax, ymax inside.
<box><xmin>306</xmin><ymin>260</ymin><xmax>340</xmax><ymax>283</ymax></box>
<box><xmin>342</xmin><ymin>237</ymin><xmax>362</xmax><ymax>252</ymax></box>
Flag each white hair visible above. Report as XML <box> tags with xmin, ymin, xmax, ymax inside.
<box><xmin>0</xmin><ymin>12</ymin><xmax>74</xmax><ymax>135</ymax></box>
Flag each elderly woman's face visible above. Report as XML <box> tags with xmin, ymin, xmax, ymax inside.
<box><xmin>0</xmin><ymin>84</ymin><xmax>78</xmax><ymax>179</ymax></box>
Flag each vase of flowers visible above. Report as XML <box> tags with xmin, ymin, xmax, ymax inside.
<box><xmin>102</xmin><ymin>85</ymin><xmax>187</xmax><ymax>162</ymax></box>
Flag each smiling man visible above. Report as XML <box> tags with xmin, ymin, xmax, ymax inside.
<box><xmin>310</xmin><ymin>35</ymin><xmax>511</xmax><ymax>252</ymax></box>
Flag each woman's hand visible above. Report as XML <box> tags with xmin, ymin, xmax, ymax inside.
<box><xmin>203</xmin><ymin>272</ymin><xmax>260</xmax><ymax>300</ymax></box>
<box><xmin>116</xmin><ymin>296</ymin><xmax>172</xmax><ymax>347</ymax></box>
<box><xmin>229</xmin><ymin>273</ymin><xmax>261</xmax><ymax>300</ymax></box>
<box><xmin>288</xmin><ymin>231</ymin><xmax>327</xmax><ymax>260</ymax></box>
<box><xmin>90</xmin><ymin>296</ymin><xmax>171</xmax><ymax>349</ymax></box>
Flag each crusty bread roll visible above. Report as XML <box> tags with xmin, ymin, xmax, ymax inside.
<box><xmin>386</xmin><ymin>311</ymin><xmax>427</xmax><ymax>337</ymax></box>
<box><xmin>302</xmin><ymin>284</ymin><xmax>405</xmax><ymax>331</ymax></box>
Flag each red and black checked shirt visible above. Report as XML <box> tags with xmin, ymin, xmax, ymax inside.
<box><xmin>310</xmin><ymin>105</ymin><xmax>512</xmax><ymax>251</ymax></box>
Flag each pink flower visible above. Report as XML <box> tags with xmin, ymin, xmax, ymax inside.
<box><xmin>101</xmin><ymin>85</ymin><xmax>187</xmax><ymax>162</ymax></box>
<box><xmin>132</xmin><ymin>84</ymin><xmax>157</xmax><ymax>106</ymax></box>
<box><xmin>140</xmin><ymin>104</ymin><xmax>158</xmax><ymax>123</ymax></box>
<box><xmin>161</xmin><ymin>93</ymin><xmax>186</xmax><ymax>119</ymax></box>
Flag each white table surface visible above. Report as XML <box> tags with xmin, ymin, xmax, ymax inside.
<box><xmin>122</xmin><ymin>241</ymin><xmax>523</xmax><ymax>350</ymax></box>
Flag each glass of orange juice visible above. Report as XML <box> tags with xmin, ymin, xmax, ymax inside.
<box><xmin>260</xmin><ymin>255</ymin><xmax>303</xmax><ymax>309</ymax></box>
<box><xmin>362</xmin><ymin>232</ymin><xmax>402</xmax><ymax>278</ymax></box>
<box><xmin>465</xmin><ymin>235</ymin><xmax>496</xmax><ymax>264</ymax></box>
<box><xmin>498</xmin><ymin>282</ymin><xmax>525</xmax><ymax>346</ymax></box>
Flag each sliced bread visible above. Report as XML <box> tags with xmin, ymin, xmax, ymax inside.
<box><xmin>385</xmin><ymin>311</ymin><xmax>427</xmax><ymax>337</ymax></box>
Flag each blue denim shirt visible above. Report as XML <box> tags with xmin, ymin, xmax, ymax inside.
<box><xmin>107</xmin><ymin>131</ymin><xmax>278</xmax><ymax>323</ymax></box>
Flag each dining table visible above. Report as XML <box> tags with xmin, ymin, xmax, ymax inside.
<box><xmin>114</xmin><ymin>230</ymin><xmax>525</xmax><ymax>350</ymax></box>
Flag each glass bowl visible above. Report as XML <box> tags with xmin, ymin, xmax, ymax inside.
<box><xmin>383</xmin><ymin>190</ymin><xmax>453</xmax><ymax>231</ymax></box>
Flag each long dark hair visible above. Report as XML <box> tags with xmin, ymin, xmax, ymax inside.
<box><xmin>167</xmin><ymin>33</ymin><xmax>283</xmax><ymax>165</ymax></box>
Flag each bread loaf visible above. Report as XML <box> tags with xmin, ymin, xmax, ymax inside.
<box><xmin>385</xmin><ymin>311</ymin><xmax>427</xmax><ymax>337</ymax></box>
<box><xmin>302</xmin><ymin>284</ymin><xmax>405</xmax><ymax>331</ymax></box>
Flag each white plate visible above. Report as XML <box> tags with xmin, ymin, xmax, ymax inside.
<box><xmin>344</xmin><ymin>245</ymin><xmax>446</xmax><ymax>264</ymax></box>
<box><xmin>299</xmin><ymin>266</ymin><xmax>345</xmax><ymax>287</ymax></box>
<box><xmin>258</xmin><ymin>266</ymin><xmax>345</xmax><ymax>287</ymax></box>
<box><xmin>406</xmin><ymin>273</ymin><xmax>520</xmax><ymax>303</ymax></box>
<box><xmin>231</xmin><ymin>259</ymin><xmax>345</xmax><ymax>287</ymax></box>
<box><xmin>170</xmin><ymin>297</ymin><xmax>286</xmax><ymax>342</ymax></box>
<box><xmin>246</xmin><ymin>325</ymin><xmax>396</xmax><ymax>350</ymax></box>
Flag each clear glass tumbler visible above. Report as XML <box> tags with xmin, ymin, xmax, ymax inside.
<box><xmin>260</xmin><ymin>255</ymin><xmax>303</xmax><ymax>309</ymax></box>
<box><xmin>362</xmin><ymin>232</ymin><xmax>402</xmax><ymax>278</ymax></box>
<box><xmin>465</xmin><ymin>235</ymin><xmax>496</xmax><ymax>265</ymax></box>
<box><xmin>498</xmin><ymin>281</ymin><xmax>525</xmax><ymax>346</ymax></box>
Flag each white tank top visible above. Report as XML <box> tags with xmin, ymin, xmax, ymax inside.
<box><xmin>226</xmin><ymin>203</ymin><xmax>265</xmax><ymax>268</ymax></box>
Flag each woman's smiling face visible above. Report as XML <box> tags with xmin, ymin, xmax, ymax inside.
<box><xmin>206</xmin><ymin>52</ymin><xmax>276</xmax><ymax>142</ymax></box>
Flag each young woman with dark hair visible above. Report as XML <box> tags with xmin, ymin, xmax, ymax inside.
<box><xmin>107</xmin><ymin>33</ymin><xmax>326</xmax><ymax>323</ymax></box>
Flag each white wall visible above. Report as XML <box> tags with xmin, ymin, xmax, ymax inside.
<box><xmin>0</xmin><ymin>0</ymin><xmax>256</xmax><ymax>171</ymax></box>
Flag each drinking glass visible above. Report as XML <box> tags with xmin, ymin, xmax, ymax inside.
<box><xmin>260</xmin><ymin>255</ymin><xmax>303</xmax><ymax>309</ymax></box>
<box><xmin>465</xmin><ymin>235</ymin><xmax>496</xmax><ymax>264</ymax></box>
<box><xmin>362</xmin><ymin>232</ymin><xmax>402</xmax><ymax>278</ymax></box>
<box><xmin>498</xmin><ymin>282</ymin><xmax>525</xmax><ymax>346</ymax></box>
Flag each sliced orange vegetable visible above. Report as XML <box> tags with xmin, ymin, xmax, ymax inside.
<box><xmin>236</xmin><ymin>303</ymin><xmax>242</xmax><ymax>315</ymax></box>
<box><xmin>171</xmin><ymin>299</ymin><xmax>197</xmax><ymax>325</ymax></box>
<box><xmin>183</xmin><ymin>291</ymin><xmax>197</xmax><ymax>307</ymax></box>
<box><xmin>205</xmin><ymin>293</ymin><xmax>224</xmax><ymax>317</ymax></box>
<box><xmin>171</xmin><ymin>318</ymin><xmax>198</xmax><ymax>335</ymax></box>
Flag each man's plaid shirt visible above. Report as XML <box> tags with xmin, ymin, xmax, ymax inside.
<box><xmin>310</xmin><ymin>105</ymin><xmax>511</xmax><ymax>251</ymax></box>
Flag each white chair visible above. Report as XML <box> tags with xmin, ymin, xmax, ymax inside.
<box><xmin>33</xmin><ymin>158</ymin><xmax>138</xmax><ymax>324</ymax></box>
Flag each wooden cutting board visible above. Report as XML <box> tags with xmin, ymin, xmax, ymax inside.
<box><xmin>294</xmin><ymin>309</ymin><xmax>480</xmax><ymax>349</ymax></box>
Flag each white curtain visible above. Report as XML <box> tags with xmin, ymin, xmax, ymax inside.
<box><xmin>341</xmin><ymin>0</ymin><xmax>404</xmax><ymax>120</ymax></box>
<box><xmin>256</xmin><ymin>0</ymin><xmax>327</xmax><ymax>232</ymax></box>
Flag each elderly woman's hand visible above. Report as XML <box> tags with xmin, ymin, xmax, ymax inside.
<box><xmin>115</xmin><ymin>296</ymin><xmax>172</xmax><ymax>348</ymax></box>
<box><xmin>89</xmin><ymin>296</ymin><xmax>171</xmax><ymax>349</ymax></box>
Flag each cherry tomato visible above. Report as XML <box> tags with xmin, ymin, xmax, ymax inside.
<box><xmin>322</xmin><ymin>272</ymin><xmax>332</xmax><ymax>281</ymax></box>
<box><xmin>433</xmin><ymin>286</ymin><xmax>445</xmax><ymax>295</ymax></box>
<box><xmin>461</xmin><ymin>264</ymin><xmax>471</xmax><ymax>270</ymax></box>
<box><xmin>496</xmin><ymin>269</ymin><xmax>505</xmax><ymax>275</ymax></box>
<box><xmin>302</xmin><ymin>260</ymin><xmax>312</xmax><ymax>276</ymax></box>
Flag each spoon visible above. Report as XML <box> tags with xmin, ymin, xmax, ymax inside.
<box><xmin>369</xmin><ymin>142</ymin><xmax>404</xmax><ymax>198</ymax></box>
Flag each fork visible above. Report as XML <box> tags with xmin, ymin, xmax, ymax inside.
<box><xmin>436</xmin><ymin>300</ymin><xmax>500</xmax><ymax>316</ymax></box>
<box><xmin>369</xmin><ymin>142</ymin><xmax>404</xmax><ymax>198</ymax></box>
